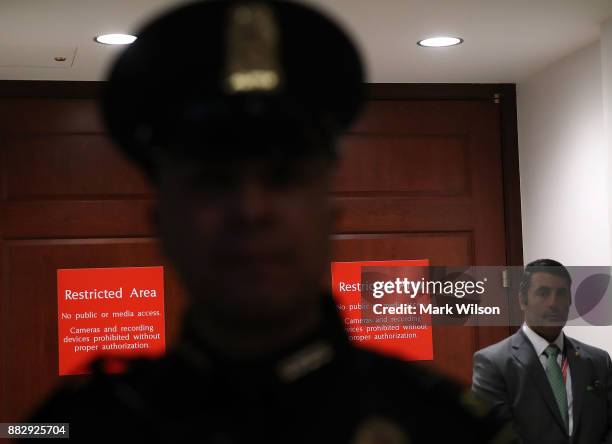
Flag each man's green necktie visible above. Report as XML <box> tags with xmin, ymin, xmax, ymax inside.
<box><xmin>544</xmin><ymin>344</ymin><xmax>568</xmax><ymax>431</ymax></box>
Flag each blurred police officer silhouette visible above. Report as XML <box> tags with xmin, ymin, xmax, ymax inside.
<box><xmin>26</xmin><ymin>1</ymin><xmax>516</xmax><ymax>443</ymax></box>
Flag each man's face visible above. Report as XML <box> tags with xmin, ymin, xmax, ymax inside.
<box><xmin>155</xmin><ymin>154</ymin><xmax>334</xmax><ymax>326</ymax></box>
<box><xmin>520</xmin><ymin>272</ymin><xmax>571</xmax><ymax>338</ymax></box>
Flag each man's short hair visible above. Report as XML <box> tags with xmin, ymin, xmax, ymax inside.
<box><xmin>519</xmin><ymin>258</ymin><xmax>572</xmax><ymax>301</ymax></box>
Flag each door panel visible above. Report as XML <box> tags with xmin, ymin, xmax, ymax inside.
<box><xmin>3</xmin><ymin>134</ymin><xmax>151</xmax><ymax>198</ymax></box>
<box><xmin>330</xmin><ymin>100</ymin><xmax>509</xmax><ymax>384</ymax></box>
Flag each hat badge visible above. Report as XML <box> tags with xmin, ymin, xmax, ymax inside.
<box><xmin>225</xmin><ymin>2</ymin><xmax>283</xmax><ymax>93</ymax></box>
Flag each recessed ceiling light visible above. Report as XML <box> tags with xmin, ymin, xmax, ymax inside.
<box><xmin>95</xmin><ymin>34</ymin><xmax>137</xmax><ymax>45</ymax></box>
<box><xmin>417</xmin><ymin>37</ymin><xmax>463</xmax><ymax>48</ymax></box>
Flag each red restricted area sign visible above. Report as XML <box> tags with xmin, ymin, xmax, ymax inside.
<box><xmin>57</xmin><ymin>266</ymin><xmax>165</xmax><ymax>376</ymax></box>
<box><xmin>331</xmin><ymin>259</ymin><xmax>433</xmax><ymax>361</ymax></box>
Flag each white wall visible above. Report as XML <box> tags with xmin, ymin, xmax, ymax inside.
<box><xmin>604</xmin><ymin>19</ymin><xmax>612</xmax><ymax>260</ymax></box>
<box><xmin>517</xmin><ymin>20</ymin><xmax>612</xmax><ymax>355</ymax></box>
<box><xmin>518</xmin><ymin>41</ymin><xmax>608</xmax><ymax>266</ymax></box>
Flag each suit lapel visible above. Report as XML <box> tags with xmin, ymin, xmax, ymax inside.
<box><xmin>566</xmin><ymin>336</ymin><xmax>587</xmax><ymax>437</ymax></box>
<box><xmin>511</xmin><ymin>329</ymin><xmax>567</xmax><ymax>432</ymax></box>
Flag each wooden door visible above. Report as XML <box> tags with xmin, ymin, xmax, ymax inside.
<box><xmin>330</xmin><ymin>91</ymin><xmax>519</xmax><ymax>383</ymax></box>
<box><xmin>0</xmin><ymin>82</ymin><xmax>521</xmax><ymax>422</ymax></box>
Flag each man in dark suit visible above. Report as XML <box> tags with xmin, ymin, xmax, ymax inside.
<box><xmin>473</xmin><ymin>259</ymin><xmax>612</xmax><ymax>443</ymax></box>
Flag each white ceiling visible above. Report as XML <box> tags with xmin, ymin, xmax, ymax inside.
<box><xmin>0</xmin><ymin>0</ymin><xmax>610</xmax><ymax>83</ymax></box>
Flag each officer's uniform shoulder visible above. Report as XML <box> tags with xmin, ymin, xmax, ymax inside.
<box><xmin>23</xmin><ymin>352</ymin><xmax>208</xmax><ymax>444</ymax></box>
<box><xmin>28</xmin><ymin>353</ymin><xmax>190</xmax><ymax>429</ymax></box>
<box><xmin>352</xmin><ymin>346</ymin><xmax>450</xmax><ymax>392</ymax></box>
<box><xmin>350</xmin><ymin>348</ymin><xmax>517</xmax><ymax>443</ymax></box>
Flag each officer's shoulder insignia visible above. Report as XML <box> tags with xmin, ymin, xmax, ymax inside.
<box><xmin>352</xmin><ymin>416</ymin><xmax>411</xmax><ymax>444</ymax></box>
<box><xmin>277</xmin><ymin>341</ymin><xmax>334</xmax><ymax>383</ymax></box>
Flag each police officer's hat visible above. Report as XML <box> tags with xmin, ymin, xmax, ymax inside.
<box><xmin>101</xmin><ymin>0</ymin><xmax>365</xmax><ymax>177</ymax></box>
